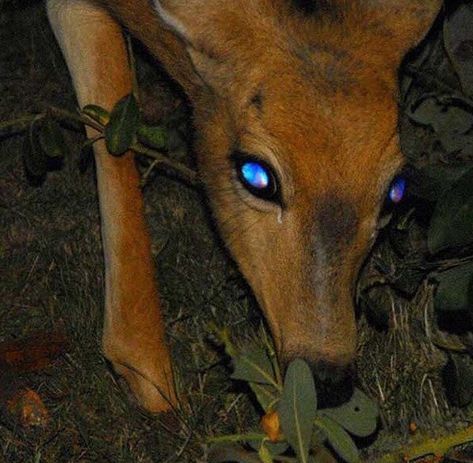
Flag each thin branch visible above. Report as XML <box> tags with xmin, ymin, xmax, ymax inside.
<box><xmin>48</xmin><ymin>107</ymin><xmax>200</xmax><ymax>187</ymax></box>
<box><xmin>47</xmin><ymin>106</ymin><xmax>104</xmax><ymax>132</ymax></box>
<box><xmin>0</xmin><ymin>114</ymin><xmax>44</xmax><ymax>136</ymax></box>
<box><xmin>140</xmin><ymin>159</ymin><xmax>159</xmax><ymax>187</ymax></box>
<box><xmin>207</xmin><ymin>433</ymin><xmax>266</xmax><ymax>444</ymax></box>
<box><xmin>131</xmin><ymin>142</ymin><xmax>200</xmax><ymax>187</ymax></box>
<box><xmin>0</xmin><ymin>107</ymin><xmax>104</xmax><ymax>137</ymax></box>
<box><xmin>1</xmin><ymin>105</ymin><xmax>200</xmax><ymax>188</ymax></box>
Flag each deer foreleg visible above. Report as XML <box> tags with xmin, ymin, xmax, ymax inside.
<box><xmin>47</xmin><ymin>0</ymin><xmax>177</xmax><ymax>413</ymax></box>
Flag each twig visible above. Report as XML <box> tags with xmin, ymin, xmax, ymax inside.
<box><xmin>131</xmin><ymin>142</ymin><xmax>200</xmax><ymax>187</ymax></box>
<box><xmin>0</xmin><ymin>107</ymin><xmax>103</xmax><ymax>137</ymax></box>
<box><xmin>47</xmin><ymin>106</ymin><xmax>104</xmax><ymax>132</ymax></box>
<box><xmin>0</xmin><ymin>114</ymin><xmax>46</xmax><ymax>137</ymax></box>
<box><xmin>1</xmin><ymin>105</ymin><xmax>200</xmax><ymax>187</ymax></box>
<box><xmin>126</xmin><ymin>34</ymin><xmax>139</xmax><ymax>103</ymax></box>
<box><xmin>208</xmin><ymin>432</ymin><xmax>266</xmax><ymax>444</ymax></box>
<box><xmin>50</xmin><ymin>106</ymin><xmax>200</xmax><ymax>186</ymax></box>
<box><xmin>140</xmin><ymin>159</ymin><xmax>160</xmax><ymax>187</ymax></box>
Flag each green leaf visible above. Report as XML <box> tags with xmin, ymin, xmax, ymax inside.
<box><xmin>104</xmin><ymin>94</ymin><xmax>140</xmax><ymax>156</ymax></box>
<box><xmin>407</xmin><ymin>97</ymin><xmax>440</xmax><ymax>128</ymax></box>
<box><xmin>258</xmin><ymin>442</ymin><xmax>274</xmax><ymax>463</ymax></box>
<box><xmin>433</xmin><ymin>262</ymin><xmax>473</xmax><ymax>313</ymax></box>
<box><xmin>82</xmin><ymin>104</ymin><xmax>110</xmax><ymax>126</ymax></box>
<box><xmin>424</xmin><ymin>102</ymin><xmax>471</xmax><ymax>136</ymax></box>
<box><xmin>406</xmin><ymin>94</ymin><xmax>473</xmax><ymax>158</ymax></box>
<box><xmin>137</xmin><ymin>124</ymin><xmax>168</xmax><ymax>150</ymax></box>
<box><xmin>23</xmin><ymin>125</ymin><xmax>47</xmax><ymax>180</ymax></box>
<box><xmin>311</xmin><ymin>444</ymin><xmax>340</xmax><ymax>463</ymax></box>
<box><xmin>264</xmin><ymin>441</ymin><xmax>288</xmax><ymax>456</ymax></box>
<box><xmin>321</xmin><ymin>388</ymin><xmax>379</xmax><ymax>438</ymax></box>
<box><xmin>39</xmin><ymin>118</ymin><xmax>67</xmax><ymax>159</ymax></box>
<box><xmin>232</xmin><ymin>348</ymin><xmax>280</xmax><ymax>389</ymax></box>
<box><xmin>444</xmin><ymin>2</ymin><xmax>473</xmax><ymax>96</ymax></box>
<box><xmin>248</xmin><ymin>439</ymin><xmax>288</xmax><ymax>456</ymax></box>
<box><xmin>79</xmin><ymin>137</ymin><xmax>97</xmax><ymax>173</ymax></box>
<box><xmin>232</xmin><ymin>346</ymin><xmax>280</xmax><ymax>411</ymax></box>
<box><xmin>443</xmin><ymin>354</ymin><xmax>473</xmax><ymax>407</ymax></box>
<box><xmin>314</xmin><ymin>415</ymin><xmax>360</xmax><ymax>463</ymax></box>
<box><xmin>278</xmin><ymin>359</ymin><xmax>317</xmax><ymax>463</ymax></box>
<box><xmin>208</xmin><ymin>444</ymin><xmax>261</xmax><ymax>463</ymax></box>
<box><xmin>428</xmin><ymin>167</ymin><xmax>473</xmax><ymax>253</ymax></box>
<box><xmin>409</xmin><ymin>164</ymin><xmax>471</xmax><ymax>202</ymax></box>
<box><xmin>407</xmin><ymin>97</ymin><xmax>473</xmax><ymax>154</ymax></box>
<box><xmin>251</xmin><ymin>383</ymin><xmax>279</xmax><ymax>412</ymax></box>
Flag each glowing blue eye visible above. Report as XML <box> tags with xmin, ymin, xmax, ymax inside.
<box><xmin>241</xmin><ymin>162</ymin><xmax>270</xmax><ymax>190</ymax></box>
<box><xmin>234</xmin><ymin>154</ymin><xmax>279</xmax><ymax>201</ymax></box>
<box><xmin>389</xmin><ymin>176</ymin><xmax>406</xmax><ymax>204</ymax></box>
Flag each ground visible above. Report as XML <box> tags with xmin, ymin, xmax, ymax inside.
<box><xmin>1</xmin><ymin>2</ymin><xmax>471</xmax><ymax>462</ymax></box>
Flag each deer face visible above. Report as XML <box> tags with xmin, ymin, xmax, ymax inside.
<box><xmin>195</xmin><ymin>62</ymin><xmax>403</xmax><ymax>374</ymax></box>
<box><xmin>152</xmin><ymin>0</ymin><xmax>441</xmax><ymax>385</ymax></box>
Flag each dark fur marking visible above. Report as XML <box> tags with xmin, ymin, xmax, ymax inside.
<box><xmin>315</xmin><ymin>193</ymin><xmax>358</xmax><ymax>255</ymax></box>
<box><xmin>290</xmin><ymin>0</ymin><xmax>342</xmax><ymax>20</ymax></box>
<box><xmin>292</xmin><ymin>42</ymin><xmax>358</xmax><ymax>96</ymax></box>
<box><xmin>250</xmin><ymin>90</ymin><xmax>264</xmax><ymax>111</ymax></box>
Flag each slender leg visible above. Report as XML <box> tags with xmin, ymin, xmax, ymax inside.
<box><xmin>47</xmin><ymin>0</ymin><xmax>177</xmax><ymax>412</ymax></box>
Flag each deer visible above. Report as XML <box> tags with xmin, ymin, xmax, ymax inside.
<box><xmin>46</xmin><ymin>0</ymin><xmax>443</xmax><ymax>413</ymax></box>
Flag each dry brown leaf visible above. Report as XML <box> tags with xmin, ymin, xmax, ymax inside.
<box><xmin>6</xmin><ymin>388</ymin><xmax>50</xmax><ymax>427</ymax></box>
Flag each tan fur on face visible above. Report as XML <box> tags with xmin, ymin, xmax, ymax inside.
<box><xmin>196</xmin><ymin>73</ymin><xmax>403</xmax><ymax>365</ymax></box>
<box><xmin>182</xmin><ymin>0</ymin><xmax>441</xmax><ymax>366</ymax></box>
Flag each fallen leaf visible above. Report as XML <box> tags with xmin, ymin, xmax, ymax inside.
<box><xmin>6</xmin><ymin>388</ymin><xmax>49</xmax><ymax>428</ymax></box>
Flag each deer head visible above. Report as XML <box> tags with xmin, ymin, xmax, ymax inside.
<box><xmin>152</xmin><ymin>0</ymin><xmax>441</xmax><ymax>394</ymax></box>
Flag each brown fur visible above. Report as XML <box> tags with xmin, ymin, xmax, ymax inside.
<box><xmin>47</xmin><ymin>0</ymin><xmax>442</xmax><ymax>412</ymax></box>
<box><xmin>47</xmin><ymin>0</ymin><xmax>176</xmax><ymax>412</ymax></box>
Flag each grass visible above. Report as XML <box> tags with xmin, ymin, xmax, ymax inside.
<box><xmin>1</xmin><ymin>2</ymin><xmax>472</xmax><ymax>462</ymax></box>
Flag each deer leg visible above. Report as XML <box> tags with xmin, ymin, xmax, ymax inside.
<box><xmin>47</xmin><ymin>0</ymin><xmax>177</xmax><ymax>413</ymax></box>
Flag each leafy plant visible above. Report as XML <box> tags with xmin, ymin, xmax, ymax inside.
<box><xmin>0</xmin><ymin>94</ymin><xmax>197</xmax><ymax>188</ymax></box>
<box><xmin>360</xmin><ymin>0</ymin><xmax>473</xmax><ymax>410</ymax></box>
<box><xmin>208</xmin><ymin>327</ymin><xmax>379</xmax><ymax>463</ymax></box>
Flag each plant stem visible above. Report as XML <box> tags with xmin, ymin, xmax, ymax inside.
<box><xmin>1</xmin><ymin>106</ymin><xmax>199</xmax><ymax>188</ymax></box>
<box><xmin>208</xmin><ymin>432</ymin><xmax>266</xmax><ymax>444</ymax></box>
<box><xmin>132</xmin><ymin>142</ymin><xmax>200</xmax><ymax>187</ymax></box>
<box><xmin>0</xmin><ymin>106</ymin><xmax>104</xmax><ymax>137</ymax></box>
<box><xmin>47</xmin><ymin>106</ymin><xmax>104</xmax><ymax>132</ymax></box>
<box><xmin>0</xmin><ymin>114</ymin><xmax>44</xmax><ymax>135</ymax></box>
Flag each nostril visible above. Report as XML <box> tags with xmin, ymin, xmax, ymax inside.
<box><xmin>307</xmin><ymin>359</ymin><xmax>355</xmax><ymax>408</ymax></box>
<box><xmin>280</xmin><ymin>351</ymin><xmax>356</xmax><ymax>407</ymax></box>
